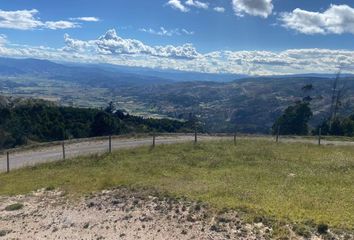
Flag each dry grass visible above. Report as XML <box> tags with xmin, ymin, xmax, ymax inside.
<box><xmin>0</xmin><ymin>139</ymin><xmax>353</xmax><ymax>231</ymax></box>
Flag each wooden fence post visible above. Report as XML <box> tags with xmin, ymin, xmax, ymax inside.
<box><xmin>318</xmin><ymin>128</ymin><xmax>322</xmax><ymax>146</ymax></box>
<box><xmin>194</xmin><ymin>127</ymin><xmax>198</xmax><ymax>144</ymax></box>
<box><xmin>276</xmin><ymin>126</ymin><xmax>280</xmax><ymax>143</ymax></box>
<box><xmin>109</xmin><ymin>135</ymin><xmax>112</xmax><ymax>153</ymax></box>
<box><xmin>62</xmin><ymin>142</ymin><xmax>66</xmax><ymax>160</ymax></box>
<box><xmin>152</xmin><ymin>133</ymin><xmax>156</xmax><ymax>148</ymax></box>
<box><xmin>6</xmin><ymin>151</ymin><xmax>9</xmax><ymax>173</ymax></box>
<box><xmin>234</xmin><ymin>131</ymin><xmax>237</xmax><ymax>146</ymax></box>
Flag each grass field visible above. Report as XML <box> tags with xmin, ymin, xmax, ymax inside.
<box><xmin>0</xmin><ymin>139</ymin><xmax>353</xmax><ymax>232</ymax></box>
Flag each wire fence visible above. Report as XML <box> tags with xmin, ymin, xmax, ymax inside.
<box><xmin>0</xmin><ymin>133</ymin><xmax>196</xmax><ymax>173</ymax></box>
<box><xmin>0</xmin><ymin>128</ymin><xmax>352</xmax><ymax>173</ymax></box>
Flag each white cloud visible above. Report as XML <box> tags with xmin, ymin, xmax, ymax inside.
<box><xmin>140</xmin><ymin>27</ymin><xmax>178</xmax><ymax>37</ymax></box>
<box><xmin>139</xmin><ymin>27</ymin><xmax>194</xmax><ymax>36</ymax></box>
<box><xmin>280</xmin><ymin>4</ymin><xmax>354</xmax><ymax>35</ymax></box>
<box><xmin>67</xmin><ymin>29</ymin><xmax>200</xmax><ymax>60</ymax></box>
<box><xmin>0</xmin><ymin>9</ymin><xmax>42</xmax><ymax>30</ymax></box>
<box><xmin>214</xmin><ymin>7</ymin><xmax>225</xmax><ymax>13</ymax></box>
<box><xmin>63</xmin><ymin>34</ymin><xmax>95</xmax><ymax>52</ymax></box>
<box><xmin>97</xmin><ymin>29</ymin><xmax>200</xmax><ymax>59</ymax></box>
<box><xmin>181</xmin><ymin>29</ymin><xmax>194</xmax><ymax>35</ymax></box>
<box><xmin>0</xmin><ymin>34</ymin><xmax>7</xmax><ymax>46</ymax></box>
<box><xmin>70</xmin><ymin>17</ymin><xmax>100</xmax><ymax>22</ymax></box>
<box><xmin>1</xmin><ymin>30</ymin><xmax>354</xmax><ymax>76</ymax></box>
<box><xmin>166</xmin><ymin>0</ymin><xmax>210</xmax><ymax>13</ymax></box>
<box><xmin>95</xmin><ymin>29</ymin><xmax>155</xmax><ymax>55</ymax></box>
<box><xmin>45</xmin><ymin>21</ymin><xmax>79</xmax><ymax>30</ymax></box>
<box><xmin>185</xmin><ymin>0</ymin><xmax>209</xmax><ymax>9</ymax></box>
<box><xmin>154</xmin><ymin>43</ymin><xmax>200</xmax><ymax>59</ymax></box>
<box><xmin>166</xmin><ymin>0</ymin><xmax>189</xmax><ymax>12</ymax></box>
<box><xmin>232</xmin><ymin>0</ymin><xmax>273</xmax><ymax>18</ymax></box>
<box><xmin>0</xmin><ymin>9</ymin><xmax>79</xmax><ymax>30</ymax></box>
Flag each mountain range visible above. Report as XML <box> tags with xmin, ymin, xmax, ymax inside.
<box><xmin>0</xmin><ymin>57</ymin><xmax>353</xmax><ymax>133</ymax></box>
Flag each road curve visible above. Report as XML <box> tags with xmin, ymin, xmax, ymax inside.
<box><xmin>1</xmin><ymin>135</ymin><xmax>354</xmax><ymax>173</ymax></box>
<box><xmin>0</xmin><ymin>135</ymin><xmax>219</xmax><ymax>173</ymax></box>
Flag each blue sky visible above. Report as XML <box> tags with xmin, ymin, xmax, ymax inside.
<box><xmin>0</xmin><ymin>0</ymin><xmax>354</xmax><ymax>75</ymax></box>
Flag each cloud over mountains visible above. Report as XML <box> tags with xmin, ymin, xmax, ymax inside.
<box><xmin>1</xmin><ymin>28</ymin><xmax>353</xmax><ymax>76</ymax></box>
<box><xmin>64</xmin><ymin>29</ymin><xmax>200</xmax><ymax>60</ymax></box>
<box><xmin>0</xmin><ymin>2</ymin><xmax>354</xmax><ymax>75</ymax></box>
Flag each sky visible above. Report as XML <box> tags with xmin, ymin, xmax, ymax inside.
<box><xmin>0</xmin><ymin>0</ymin><xmax>354</xmax><ymax>75</ymax></box>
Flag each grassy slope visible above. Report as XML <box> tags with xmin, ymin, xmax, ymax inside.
<box><xmin>0</xmin><ymin>140</ymin><xmax>353</xmax><ymax>230</ymax></box>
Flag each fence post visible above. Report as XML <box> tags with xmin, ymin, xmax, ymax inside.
<box><xmin>318</xmin><ymin>128</ymin><xmax>322</xmax><ymax>146</ymax></box>
<box><xmin>109</xmin><ymin>135</ymin><xmax>112</xmax><ymax>153</ymax></box>
<box><xmin>276</xmin><ymin>126</ymin><xmax>280</xmax><ymax>143</ymax></box>
<box><xmin>234</xmin><ymin>131</ymin><xmax>237</xmax><ymax>146</ymax></box>
<box><xmin>152</xmin><ymin>132</ymin><xmax>156</xmax><ymax>148</ymax></box>
<box><xmin>6</xmin><ymin>151</ymin><xmax>9</xmax><ymax>173</ymax></box>
<box><xmin>62</xmin><ymin>142</ymin><xmax>66</xmax><ymax>160</ymax></box>
<box><xmin>194</xmin><ymin>127</ymin><xmax>198</xmax><ymax>144</ymax></box>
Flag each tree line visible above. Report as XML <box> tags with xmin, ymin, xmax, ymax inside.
<box><xmin>273</xmin><ymin>76</ymin><xmax>354</xmax><ymax>137</ymax></box>
<box><xmin>0</xmin><ymin>102</ymin><xmax>193</xmax><ymax>150</ymax></box>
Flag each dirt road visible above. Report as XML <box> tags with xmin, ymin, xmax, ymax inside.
<box><xmin>1</xmin><ymin>134</ymin><xmax>353</xmax><ymax>173</ymax></box>
<box><xmin>0</xmin><ymin>135</ymin><xmax>218</xmax><ymax>173</ymax></box>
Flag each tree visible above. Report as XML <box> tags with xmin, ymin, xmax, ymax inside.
<box><xmin>0</xmin><ymin>100</ymin><xmax>191</xmax><ymax>150</ymax></box>
<box><xmin>104</xmin><ymin>101</ymin><xmax>115</xmax><ymax>114</ymax></box>
<box><xmin>273</xmin><ymin>101</ymin><xmax>313</xmax><ymax>135</ymax></box>
<box><xmin>317</xmin><ymin>115</ymin><xmax>354</xmax><ymax>137</ymax></box>
<box><xmin>91</xmin><ymin>111</ymin><xmax>119</xmax><ymax>136</ymax></box>
<box><xmin>302</xmin><ymin>84</ymin><xmax>314</xmax><ymax>91</ymax></box>
<box><xmin>302</xmin><ymin>84</ymin><xmax>314</xmax><ymax>102</ymax></box>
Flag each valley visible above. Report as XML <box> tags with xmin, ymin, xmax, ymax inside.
<box><xmin>1</xmin><ymin>58</ymin><xmax>353</xmax><ymax>134</ymax></box>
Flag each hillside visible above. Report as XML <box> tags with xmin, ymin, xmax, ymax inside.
<box><xmin>1</xmin><ymin>58</ymin><xmax>354</xmax><ymax>133</ymax></box>
<box><xmin>0</xmin><ymin>58</ymin><xmax>174</xmax><ymax>87</ymax></box>
<box><xmin>0</xmin><ymin>99</ymin><xmax>191</xmax><ymax>150</ymax></box>
<box><xmin>113</xmin><ymin>77</ymin><xmax>354</xmax><ymax>133</ymax></box>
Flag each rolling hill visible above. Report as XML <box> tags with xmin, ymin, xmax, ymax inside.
<box><xmin>112</xmin><ymin>77</ymin><xmax>354</xmax><ymax>133</ymax></box>
<box><xmin>0</xmin><ymin>57</ymin><xmax>354</xmax><ymax>133</ymax></box>
<box><xmin>0</xmin><ymin>57</ymin><xmax>174</xmax><ymax>87</ymax></box>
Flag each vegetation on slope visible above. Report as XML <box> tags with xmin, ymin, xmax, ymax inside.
<box><xmin>0</xmin><ymin>102</ymin><xmax>192</xmax><ymax>150</ymax></box>
<box><xmin>111</xmin><ymin>77</ymin><xmax>354</xmax><ymax>133</ymax></box>
<box><xmin>273</xmin><ymin>101</ymin><xmax>313</xmax><ymax>135</ymax></box>
<box><xmin>0</xmin><ymin>140</ymin><xmax>353</xmax><ymax>231</ymax></box>
<box><xmin>316</xmin><ymin>115</ymin><xmax>354</xmax><ymax>136</ymax></box>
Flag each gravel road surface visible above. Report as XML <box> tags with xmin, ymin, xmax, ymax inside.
<box><xmin>0</xmin><ymin>135</ymin><xmax>218</xmax><ymax>172</ymax></box>
<box><xmin>1</xmin><ymin>135</ymin><xmax>353</xmax><ymax>173</ymax></box>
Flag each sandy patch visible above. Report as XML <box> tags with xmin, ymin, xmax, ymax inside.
<box><xmin>0</xmin><ymin>188</ymin><xmax>351</xmax><ymax>240</ymax></box>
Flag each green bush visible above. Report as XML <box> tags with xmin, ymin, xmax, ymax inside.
<box><xmin>317</xmin><ymin>223</ymin><xmax>329</xmax><ymax>234</ymax></box>
<box><xmin>5</xmin><ymin>203</ymin><xmax>23</xmax><ymax>211</ymax></box>
<box><xmin>293</xmin><ymin>224</ymin><xmax>312</xmax><ymax>238</ymax></box>
<box><xmin>0</xmin><ymin>230</ymin><xmax>7</xmax><ymax>237</ymax></box>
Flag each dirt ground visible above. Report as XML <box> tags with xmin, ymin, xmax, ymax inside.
<box><xmin>0</xmin><ymin>188</ymin><xmax>351</xmax><ymax>240</ymax></box>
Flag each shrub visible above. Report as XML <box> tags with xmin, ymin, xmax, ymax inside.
<box><xmin>293</xmin><ymin>224</ymin><xmax>312</xmax><ymax>238</ymax></box>
<box><xmin>317</xmin><ymin>223</ymin><xmax>329</xmax><ymax>234</ymax></box>
<box><xmin>45</xmin><ymin>185</ymin><xmax>55</xmax><ymax>191</ymax></box>
<box><xmin>0</xmin><ymin>230</ymin><xmax>7</xmax><ymax>237</ymax></box>
<box><xmin>5</xmin><ymin>203</ymin><xmax>23</xmax><ymax>211</ymax></box>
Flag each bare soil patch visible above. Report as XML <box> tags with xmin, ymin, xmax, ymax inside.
<box><xmin>0</xmin><ymin>188</ymin><xmax>351</xmax><ymax>240</ymax></box>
